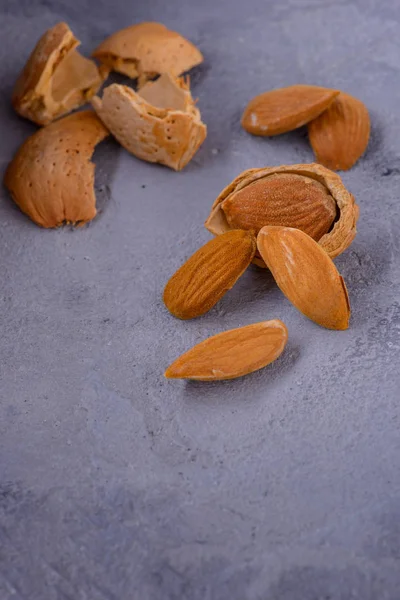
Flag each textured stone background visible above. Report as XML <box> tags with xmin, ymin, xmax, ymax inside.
<box><xmin>1</xmin><ymin>0</ymin><xmax>400</xmax><ymax>598</ymax></box>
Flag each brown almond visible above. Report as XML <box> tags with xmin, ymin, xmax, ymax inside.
<box><xmin>205</xmin><ymin>163</ymin><xmax>359</xmax><ymax>264</ymax></box>
<box><xmin>257</xmin><ymin>226</ymin><xmax>350</xmax><ymax>330</ymax></box>
<box><xmin>163</xmin><ymin>230</ymin><xmax>256</xmax><ymax>319</ymax></box>
<box><xmin>221</xmin><ymin>173</ymin><xmax>337</xmax><ymax>241</ymax></box>
<box><xmin>165</xmin><ymin>320</ymin><xmax>288</xmax><ymax>380</ymax></box>
<box><xmin>308</xmin><ymin>92</ymin><xmax>370</xmax><ymax>171</ymax></box>
<box><xmin>4</xmin><ymin>111</ymin><xmax>109</xmax><ymax>228</ymax></box>
<box><xmin>241</xmin><ymin>85</ymin><xmax>339</xmax><ymax>136</ymax></box>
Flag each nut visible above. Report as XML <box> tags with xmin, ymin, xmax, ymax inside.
<box><xmin>205</xmin><ymin>163</ymin><xmax>359</xmax><ymax>265</ymax></box>
<box><xmin>4</xmin><ymin>111</ymin><xmax>109</xmax><ymax>227</ymax></box>
<box><xmin>13</xmin><ymin>22</ymin><xmax>109</xmax><ymax>126</ymax></box>
<box><xmin>163</xmin><ymin>230</ymin><xmax>256</xmax><ymax>319</ymax></box>
<box><xmin>308</xmin><ymin>92</ymin><xmax>370</xmax><ymax>171</ymax></box>
<box><xmin>92</xmin><ymin>74</ymin><xmax>206</xmax><ymax>171</ymax></box>
<box><xmin>241</xmin><ymin>85</ymin><xmax>339</xmax><ymax>136</ymax></box>
<box><xmin>92</xmin><ymin>22</ymin><xmax>203</xmax><ymax>85</ymax></box>
<box><xmin>220</xmin><ymin>173</ymin><xmax>337</xmax><ymax>241</ymax></box>
<box><xmin>257</xmin><ymin>226</ymin><xmax>350</xmax><ymax>330</ymax></box>
<box><xmin>165</xmin><ymin>320</ymin><xmax>288</xmax><ymax>380</ymax></box>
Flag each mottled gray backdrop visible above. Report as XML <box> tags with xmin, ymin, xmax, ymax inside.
<box><xmin>1</xmin><ymin>0</ymin><xmax>400</xmax><ymax>598</ymax></box>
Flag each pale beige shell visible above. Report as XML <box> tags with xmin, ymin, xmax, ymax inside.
<box><xmin>92</xmin><ymin>22</ymin><xmax>203</xmax><ymax>84</ymax></box>
<box><xmin>92</xmin><ymin>73</ymin><xmax>207</xmax><ymax>171</ymax></box>
<box><xmin>205</xmin><ymin>163</ymin><xmax>359</xmax><ymax>266</ymax></box>
<box><xmin>13</xmin><ymin>22</ymin><xmax>109</xmax><ymax>126</ymax></box>
<box><xmin>4</xmin><ymin>111</ymin><xmax>109</xmax><ymax>227</ymax></box>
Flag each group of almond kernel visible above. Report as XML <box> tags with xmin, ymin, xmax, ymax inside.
<box><xmin>3</xmin><ymin>21</ymin><xmax>369</xmax><ymax>382</ymax></box>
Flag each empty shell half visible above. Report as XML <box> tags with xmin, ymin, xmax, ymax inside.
<box><xmin>4</xmin><ymin>111</ymin><xmax>109</xmax><ymax>227</ymax></box>
<box><xmin>205</xmin><ymin>163</ymin><xmax>359</xmax><ymax>266</ymax></box>
<box><xmin>13</xmin><ymin>22</ymin><xmax>109</xmax><ymax>126</ymax></box>
<box><xmin>92</xmin><ymin>22</ymin><xmax>203</xmax><ymax>85</ymax></box>
<box><xmin>92</xmin><ymin>73</ymin><xmax>207</xmax><ymax>171</ymax></box>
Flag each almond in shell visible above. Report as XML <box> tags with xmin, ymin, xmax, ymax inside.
<box><xmin>92</xmin><ymin>22</ymin><xmax>203</xmax><ymax>85</ymax></box>
<box><xmin>205</xmin><ymin>163</ymin><xmax>359</xmax><ymax>265</ymax></box>
<box><xmin>4</xmin><ymin>111</ymin><xmax>109</xmax><ymax>227</ymax></box>
<box><xmin>13</xmin><ymin>22</ymin><xmax>109</xmax><ymax>126</ymax></box>
<box><xmin>92</xmin><ymin>74</ymin><xmax>206</xmax><ymax>171</ymax></box>
<box><xmin>257</xmin><ymin>226</ymin><xmax>350</xmax><ymax>330</ymax></box>
<box><xmin>241</xmin><ymin>85</ymin><xmax>339</xmax><ymax>136</ymax></box>
<box><xmin>308</xmin><ymin>92</ymin><xmax>370</xmax><ymax>171</ymax></box>
<box><xmin>163</xmin><ymin>230</ymin><xmax>256</xmax><ymax>320</ymax></box>
<box><xmin>165</xmin><ymin>320</ymin><xmax>288</xmax><ymax>381</ymax></box>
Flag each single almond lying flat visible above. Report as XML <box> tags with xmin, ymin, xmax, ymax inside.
<box><xmin>92</xmin><ymin>74</ymin><xmax>206</xmax><ymax>171</ymax></box>
<box><xmin>257</xmin><ymin>226</ymin><xmax>350</xmax><ymax>330</ymax></box>
<box><xmin>241</xmin><ymin>85</ymin><xmax>339</xmax><ymax>136</ymax></box>
<box><xmin>165</xmin><ymin>320</ymin><xmax>288</xmax><ymax>381</ymax></box>
<box><xmin>308</xmin><ymin>92</ymin><xmax>370</xmax><ymax>171</ymax></box>
<box><xmin>205</xmin><ymin>163</ymin><xmax>359</xmax><ymax>265</ymax></box>
<box><xmin>13</xmin><ymin>22</ymin><xmax>109</xmax><ymax>126</ymax></box>
<box><xmin>92</xmin><ymin>22</ymin><xmax>203</xmax><ymax>84</ymax></box>
<box><xmin>163</xmin><ymin>230</ymin><xmax>256</xmax><ymax>320</ymax></box>
<box><xmin>4</xmin><ymin>111</ymin><xmax>109</xmax><ymax>227</ymax></box>
<box><xmin>220</xmin><ymin>173</ymin><xmax>337</xmax><ymax>241</ymax></box>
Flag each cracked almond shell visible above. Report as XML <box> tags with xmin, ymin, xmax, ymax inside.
<box><xmin>205</xmin><ymin>163</ymin><xmax>359</xmax><ymax>266</ymax></box>
<box><xmin>165</xmin><ymin>320</ymin><xmax>288</xmax><ymax>381</ymax></box>
<box><xmin>92</xmin><ymin>22</ymin><xmax>203</xmax><ymax>84</ymax></box>
<box><xmin>13</xmin><ymin>22</ymin><xmax>109</xmax><ymax>126</ymax></box>
<box><xmin>257</xmin><ymin>226</ymin><xmax>350</xmax><ymax>330</ymax></box>
<box><xmin>4</xmin><ymin>110</ymin><xmax>109</xmax><ymax>227</ymax></box>
<box><xmin>308</xmin><ymin>92</ymin><xmax>370</xmax><ymax>171</ymax></box>
<box><xmin>92</xmin><ymin>73</ymin><xmax>206</xmax><ymax>171</ymax></box>
<box><xmin>163</xmin><ymin>230</ymin><xmax>256</xmax><ymax>319</ymax></box>
<box><xmin>242</xmin><ymin>85</ymin><xmax>339</xmax><ymax>136</ymax></box>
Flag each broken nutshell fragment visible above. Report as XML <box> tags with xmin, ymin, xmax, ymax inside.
<box><xmin>257</xmin><ymin>226</ymin><xmax>351</xmax><ymax>330</ymax></box>
<box><xmin>308</xmin><ymin>92</ymin><xmax>370</xmax><ymax>171</ymax></box>
<box><xmin>13</xmin><ymin>22</ymin><xmax>109</xmax><ymax>126</ymax></box>
<box><xmin>241</xmin><ymin>85</ymin><xmax>339</xmax><ymax>136</ymax></box>
<box><xmin>165</xmin><ymin>320</ymin><xmax>288</xmax><ymax>381</ymax></box>
<box><xmin>92</xmin><ymin>73</ymin><xmax>207</xmax><ymax>171</ymax></box>
<box><xmin>205</xmin><ymin>163</ymin><xmax>359</xmax><ymax>266</ymax></box>
<box><xmin>92</xmin><ymin>22</ymin><xmax>203</xmax><ymax>85</ymax></box>
<box><xmin>4</xmin><ymin>111</ymin><xmax>109</xmax><ymax>227</ymax></box>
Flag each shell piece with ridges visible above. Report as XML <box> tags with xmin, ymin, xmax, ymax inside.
<box><xmin>92</xmin><ymin>73</ymin><xmax>206</xmax><ymax>171</ymax></box>
<box><xmin>257</xmin><ymin>226</ymin><xmax>350</xmax><ymax>330</ymax></box>
<box><xmin>4</xmin><ymin>111</ymin><xmax>109</xmax><ymax>228</ymax></box>
<box><xmin>165</xmin><ymin>320</ymin><xmax>288</xmax><ymax>380</ymax></box>
<box><xmin>308</xmin><ymin>92</ymin><xmax>370</xmax><ymax>171</ymax></box>
<box><xmin>92</xmin><ymin>22</ymin><xmax>203</xmax><ymax>84</ymax></box>
<box><xmin>241</xmin><ymin>85</ymin><xmax>339</xmax><ymax>136</ymax></box>
<box><xmin>163</xmin><ymin>230</ymin><xmax>256</xmax><ymax>320</ymax></box>
<box><xmin>13</xmin><ymin>22</ymin><xmax>109</xmax><ymax>126</ymax></box>
<box><xmin>205</xmin><ymin>163</ymin><xmax>358</xmax><ymax>264</ymax></box>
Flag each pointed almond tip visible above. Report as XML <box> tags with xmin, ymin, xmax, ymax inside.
<box><xmin>164</xmin><ymin>366</ymin><xmax>175</xmax><ymax>379</ymax></box>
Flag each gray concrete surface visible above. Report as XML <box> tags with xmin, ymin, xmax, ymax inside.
<box><xmin>1</xmin><ymin>0</ymin><xmax>400</xmax><ymax>598</ymax></box>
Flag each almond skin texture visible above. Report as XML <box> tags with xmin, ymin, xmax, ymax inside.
<box><xmin>92</xmin><ymin>74</ymin><xmax>206</xmax><ymax>171</ymax></box>
<box><xmin>308</xmin><ymin>92</ymin><xmax>370</xmax><ymax>171</ymax></box>
<box><xmin>4</xmin><ymin>111</ymin><xmax>109</xmax><ymax>228</ymax></box>
<box><xmin>242</xmin><ymin>85</ymin><xmax>339</xmax><ymax>136</ymax></box>
<box><xmin>163</xmin><ymin>230</ymin><xmax>256</xmax><ymax>320</ymax></box>
<box><xmin>165</xmin><ymin>320</ymin><xmax>288</xmax><ymax>381</ymax></box>
<box><xmin>205</xmin><ymin>163</ymin><xmax>359</xmax><ymax>265</ymax></box>
<box><xmin>221</xmin><ymin>173</ymin><xmax>337</xmax><ymax>241</ymax></box>
<box><xmin>257</xmin><ymin>226</ymin><xmax>350</xmax><ymax>330</ymax></box>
